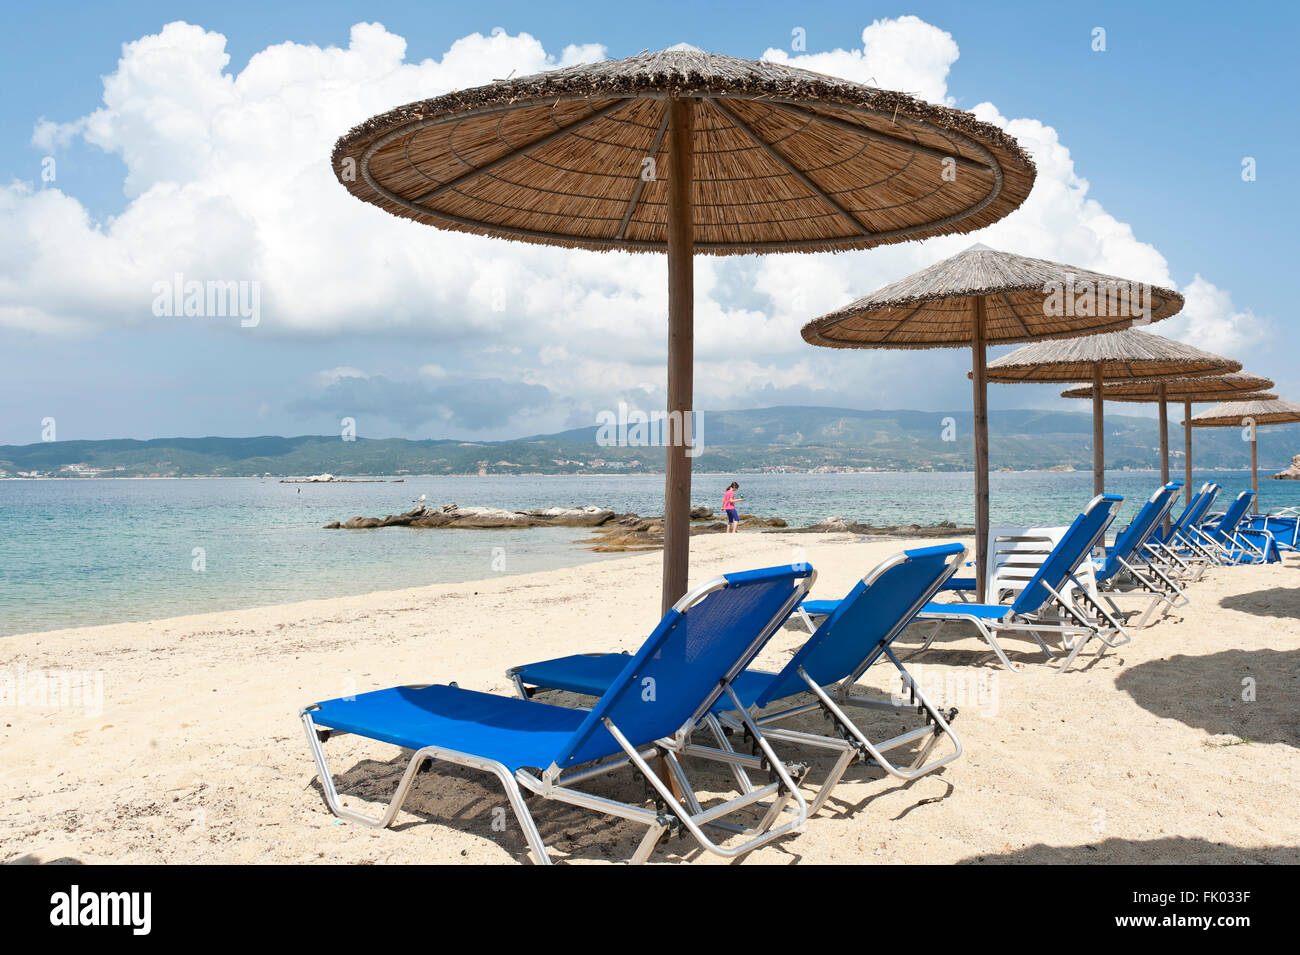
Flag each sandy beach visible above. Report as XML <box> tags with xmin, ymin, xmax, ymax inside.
<box><xmin>2</xmin><ymin>531</ymin><xmax>1297</xmax><ymax>865</ymax></box>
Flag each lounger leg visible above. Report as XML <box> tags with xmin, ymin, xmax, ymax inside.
<box><xmin>497</xmin><ymin>769</ymin><xmax>553</xmax><ymax>866</ymax></box>
<box><xmin>795</xmin><ymin>665</ymin><xmax>962</xmax><ymax>784</ymax></box>
<box><xmin>302</xmin><ymin>710</ymin><xmax>555</xmax><ymax>864</ymax></box>
<box><xmin>703</xmin><ymin>713</ymin><xmax>755</xmax><ymax>795</ymax></box>
<box><xmin>1054</xmin><ymin>633</ymin><xmax>1093</xmax><ymax>672</ymax></box>
<box><xmin>916</xmin><ymin>619</ymin><xmax>944</xmax><ymax>653</ymax></box>
<box><xmin>911</xmin><ymin>617</ymin><xmax>1021</xmax><ymax>672</ymax></box>
<box><xmin>805</xmin><ymin>747</ymin><xmax>858</xmax><ymax>817</ymax></box>
<box><xmin>630</xmin><ymin>822</ymin><xmax>668</xmax><ymax>864</ymax></box>
<box><xmin>1133</xmin><ymin>592</ymin><xmax>1166</xmax><ymax>630</ymax></box>
<box><xmin>1055</xmin><ymin>621</ymin><xmax>1122</xmax><ymax>672</ymax></box>
<box><xmin>975</xmin><ymin>621</ymin><xmax>1021</xmax><ymax>672</ymax></box>
<box><xmin>1025</xmin><ymin>628</ymin><xmax>1059</xmax><ymax>658</ymax></box>
<box><xmin>598</xmin><ymin>716</ymin><xmax>808</xmax><ymax>861</ymax></box>
<box><xmin>508</xmin><ymin>669</ymin><xmax>531</xmax><ymax>699</ymax></box>
<box><xmin>301</xmin><ymin>710</ymin><xmax>427</xmax><ymax>829</ymax></box>
<box><xmin>1100</xmin><ymin>591</ymin><xmax>1163</xmax><ymax>631</ymax></box>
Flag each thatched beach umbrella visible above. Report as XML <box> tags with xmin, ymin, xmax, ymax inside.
<box><xmin>986</xmin><ymin>329</ymin><xmax>1236</xmax><ymax>497</ymax></box>
<box><xmin>331</xmin><ymin>47</ymin><xmax>1038</xmax><ymax>612</ymax></box>
<box><xmin>802</xmin><ymin>246</ymin><xmax>1183</xmax><ymax>601</ymax></box>
<box><xmin>1061</xmin><ymin>372</ymin><xmax>1275</xmax><ymax>505</ymax></box>
<box><xmin>1190</xmin><ymin>398</ymin><xmax>1300</xmax><ymax>514</ymax></box>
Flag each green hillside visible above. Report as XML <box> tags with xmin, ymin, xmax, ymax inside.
<box><xmin>1</xmin><ymin>406</ymin><xmax>1295</xmax><ymax>477</ymax></box>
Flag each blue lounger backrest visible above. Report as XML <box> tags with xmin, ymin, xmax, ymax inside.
<box><xmin>752</xmin><ymin>543</ymin><xmax>965</xmax><ymax>709</ymax></box>
<box><xmin>1007</xmin><ymin>494</ymin><xmax>1123</xmax><ymax>616</ymax></box>
<box><xmin>1186</xmin><ymin>483</ymin><xmax>1220</xmax><ymax>529</ymax></box>
<box><xmin>1206</xmin><ymin>491</ymin><xmax>1253</xmax><ymax>543</ymax></box>
<box><xmin>1158</xmin><ymin>483</ymin><xmax>1209</xmax><ymax>542</ymax></box>
<box><xmin>1096</xmin><ymin>483</ymin><xmax>1180</xmax><ymax>583</ymax></box>
<box><xmin>553</xmin><ymin>564</ymin><xmax>814</xmax><ymax>768</ymax></box>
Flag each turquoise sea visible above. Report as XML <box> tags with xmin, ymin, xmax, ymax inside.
<box><xmin>2</xmin><ymin>469</ymin><xmax>1296</xmax><ymax>637</ymax></box>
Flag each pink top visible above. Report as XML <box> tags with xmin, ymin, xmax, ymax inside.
<box><xmin>722</xmin><ymin>489</ymin><xmax>736</xmax><ymax>510</ymax></box>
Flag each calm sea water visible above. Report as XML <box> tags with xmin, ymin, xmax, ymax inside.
<box><xmin>1</xmin><ymin>470</ymin><xmax>1295</xmax><ymax>636</ymax></box>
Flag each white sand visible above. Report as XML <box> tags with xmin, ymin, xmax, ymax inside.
<box><xmin>2</xmin><ymin>531</ymin><xmax>1297</xmax><ymax>865</ymax></box>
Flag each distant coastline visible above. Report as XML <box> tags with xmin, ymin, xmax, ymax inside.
<box><xmin>2</xmin><ymin>407</ymin><xmax>1292</xmax><ymax>479</ymax></box>
<box><xmin>0</xmin><ymin>465</ymin><xmax>1262</xmax><ymax>481</ymax></box>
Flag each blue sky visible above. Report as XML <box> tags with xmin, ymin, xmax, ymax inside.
<box><xmin>2</xmin><ymin>1</ymin><xmax>1296</xmax><ymax>444</ymax></box>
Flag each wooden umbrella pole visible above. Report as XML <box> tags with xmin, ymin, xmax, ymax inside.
<box><xmin>662</xmin><ymin>96</ymin><xmax>695</xmax><ymax>616</ymax></box>
<box><xmin>1092</xmin><ymin>365</ymin><xmax>1105</xmax><ymax>496</ymax></box>
<box><xmin>1158</xmin><ymin>382</ymin><xmax>1170</xmax><ymax>535</ymax></box>
<box><xmin>971</xmin><ymin>298</ymin><xmax>990</xmax><ymax>604</ymax></box>
<box><xmin>1184</xmin><ymin>399</ymin><xmax>1194</xmax><ymax>505</ymax></box>
<box><xmin>1251</xmin><ymin>430</ymin><xmax>1259</xmax><ymax>515</ymax></box>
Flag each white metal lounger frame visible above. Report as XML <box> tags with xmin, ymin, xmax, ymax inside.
<box><xmin>300</xmin><ymin>572</ymin><xmax>815</xmax><ymax>865</ymax></box>
<box><xmin>1263</xmin><ymin>507</ymin><xmax>1300</xmax><ymax>550</ymax></box>
<box><xmin>702</xmin><ymin>547</ymin><xmax>967</xmax><ymax>817</ymax></box>
<box><xmin>1095</xmin><ymin>551</ymin><xmax>1189</xmax><ymax>629</ymax></box>
<box><xmin>912</xmin><ymin>509</ymin><xmax>1129</xmax><ymax>673</ymax></box>
<box><xmin>1201</xmin><ymin>521</ymin><xmax>1273</xmax><ymax>564</ymax></box>
<box><xmin>1188</xmin><ymin>495</ymin><xmax>1273</xmax><ymax>565</ymax></box>
<box><xmin>1147</xmin><ymin>484</ymin><xmax>1223</xmax><ymax>570</ymax></box>
<box><xmin>1141</xmin><ymin>487</ymin><xmax>1218</xmax><ymax>580</ymax></box>
<box><xmin>1142</xmin><ymin>536</ymin><xmax>1212</xmax><ymax>583</ymax></box>
<box><xmin>1091</xmin><ymin>489</ymin><xmax>1190</xmax><ymax>629</ymax></box>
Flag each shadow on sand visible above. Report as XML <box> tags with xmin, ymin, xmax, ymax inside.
<box><xmin>1114</xmin><ymin>648</ymin><xmax>1299</xmax><ymax>747</ymax></box>
<box><xmin>959</xmin><ymin>836</ymin><xmax>1300</xmax><ymax>864</ymax></box>
<box><xmin>1220</xmin><ymin>587</ymin><xmax>1300</xmax><ymax>620</ymax></box>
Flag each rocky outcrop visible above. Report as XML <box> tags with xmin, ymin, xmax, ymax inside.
<box><xmin>324</xmin><ymin>503</ymin><xmax>616</xmax><ymax>530</ymax></box>
<box><xmin>1268</xmin><ymin>454</ymin><xmax>1300</xmax><ymax>480</ymax></box>
<box><xmin>577</xmin><ymin>512</ymin><xmax>787</xmax><ymax>551</ymax></box>
<box><xmin>783</xmin><ymin>517</ymin><xmax>971</xmax><ymax>537</ymax></box>
<box><xmin>322</xmin><ymin>500</ymin><xmax>960</xmax><ymax>552</ymax></box>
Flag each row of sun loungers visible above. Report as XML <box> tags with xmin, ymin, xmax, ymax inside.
<box><xmin>297</xmin><ymin>483</ymin><xmax>1289</xmax><ymax>863</ymax></box>
<box><xmin>875</xmin><ymin>481</ymin><xmax>1284</xmax><ymax>673</ymax></box>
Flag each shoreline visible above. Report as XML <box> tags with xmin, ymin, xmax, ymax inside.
<box><xmin>3</xmin><ymin>466</ymin><xmax>1268</xmax><ymax>481</ymax></box>
<box><xmin>0</xmin><ymin>539</ymin><xmax>651</xmax><ymax>644</ymax></box>
<box><xmin>0</xmin><ymin>522</ymin><xmax>965</xmax><ymax>641</ymax></box>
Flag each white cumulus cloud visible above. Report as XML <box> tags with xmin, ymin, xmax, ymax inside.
<box><xmin>5</xmin><ymin>16</ymin><xmax>1275</xmax><ymax>429</ymax></box>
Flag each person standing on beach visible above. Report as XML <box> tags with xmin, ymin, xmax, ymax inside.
<box><xmin>722</xmin><ymin>482</ymin><xmax>743</xmax><ymax>533</ymax></box>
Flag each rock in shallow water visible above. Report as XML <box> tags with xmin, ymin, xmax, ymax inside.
<box><xmin>325</xmin><ymin>503</ymin><xmax>616</xmax><ymax>529</ymax></box>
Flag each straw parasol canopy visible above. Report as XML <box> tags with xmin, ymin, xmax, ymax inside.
<box><xmin>985</xmin><ymin>329</ymin><xmax>1238</xmax><ymax>496</ymax></box>
<box><xmin>1060</xmin><ymin>371</ymin><xmax>1274</xmax><ymax>403</ymax></box>
<box><xmin>984</xmin><ymin>328</ymin><xmax>1237</xmax><ymax>383</ymax></box>
<box><xmin>802</xmin><ymin>246</ymin><xmax>1184</xmax><ymax>348</ymax></box>
<box><xmin>333</xmin><ymin>47</ymin><xmax>1038</xmax><ymax>612</ymax></box>
<box><xmin>1061</xmin><ymin>372</ymin><xmax>1275</xmax><ymax>506</ymax></box>
<box><xmin>800</xmin><ymin>245</ymin><xmax>1182</xmax><ymax>601</ymax></box>
<box><xmin>1190</xmin><ymin>399</ymin><xmax>1300</xmax><ymax>514</ymax></box>
<box><xmin>1190</xmin><ymin>398</ymin><xmax>1300</xmax><ymax>426</ymax></box>
<box><xmin>332</xmin><ymin>48</ymin><xmax>1035</xmax><ymax>253</ymax></box>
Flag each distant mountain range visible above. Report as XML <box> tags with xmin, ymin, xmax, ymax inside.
<box><xmin>2</xmin><ymin>406</ymin><xmax>1296</xmax><ymax>478</ymax></box>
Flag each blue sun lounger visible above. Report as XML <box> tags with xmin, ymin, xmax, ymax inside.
<box><xmin>912</xmin><ymin>494</ymin><xmax>1128</xmax><ymax>673</ymax></box>
<box><xmin>1092</xmin><ymin>482</ymin><xmax>1189</xmax><ymax>627</ymax></box>
<box><xmin>510</xmin><ymin>543</ymin><xmax>966</xmax><ymax>816</ymax></box>
<box><xmin>1243</xmin><ymin>507</ymin><xmax>1299</xmax><ymax>555</ymax></box>
<box><xmin>1198</xmin><ymin>491</ymin><xmax>1278</xmax><ymax>563</ymax></box>
<box><xmin>1149</xmin><ymin>482</ymin><xmax>1221</xmax><ymax>565</ymax></box>
<box><xmin>301</xmin><ymin>564</ymin><xmax>815</xmax><ymax>865</ymax></box>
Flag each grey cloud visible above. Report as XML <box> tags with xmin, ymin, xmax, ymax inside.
<box><xmin>290</xmin><ymin>373</ymin><xmax>552</xmax><ymax>433</ymax></box>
